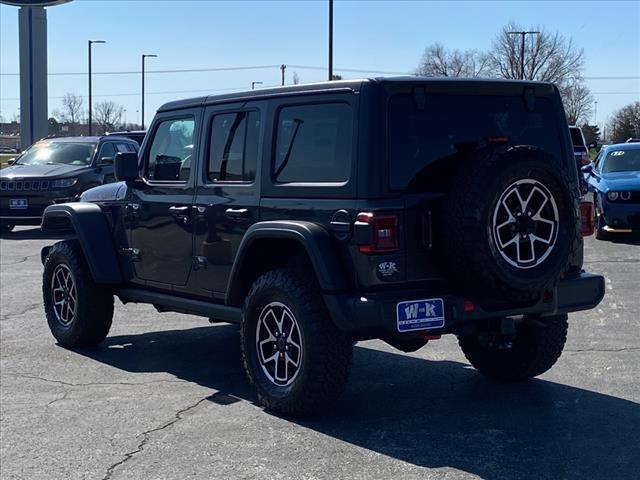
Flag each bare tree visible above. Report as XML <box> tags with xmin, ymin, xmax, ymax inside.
<box><xmin>416</xmin><ymin>43</ymin><xmax>490</xmax><ymax>77</ymax></box>
<box><xmin>490</xmin><ymin>23</ymin><xmax>584</xmax><ymax>84</ymax></box>
<box><xmin>292</xmin><ymin>71</ymin><xmax>300</xmax><ymax>85</ymax></box>
<box><xmin>94</xmin><ymin>100</ymin><xmax>124</xmax><ymax>134</ymax></box>
<box><xmin>59</xmin><ymin>93</ymin><xmax>84</xmax><ymax>124</ymax></box>
<box><xmin>607</xmin><ymin>102</ymin><xmax>640</xmax><ymax>143</ymax></box>
<box><xmin>561</xmin><ymin>79</ymin><xmax>593</xmax><ymax>125</ymax></box>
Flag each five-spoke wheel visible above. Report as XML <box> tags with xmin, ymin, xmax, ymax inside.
<box><xmin>492</xmin><ymin>178</ymin><xmax>559</xmax><ymax>269</ymax></box>
<box><xmin>51</xmin><ymin>264</ymin><xmax>77</xmax><ymax>327</ymax></box>
<box><xmin>256</xmin><ymin>302</ymin><xmax>303</xmax><ymax>387</ymax></box>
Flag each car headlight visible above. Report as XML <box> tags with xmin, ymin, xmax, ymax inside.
<box><xmin>607</xmin><ymin>191</ymin><xmax>619</xmax><ymax>201</ymax></box>
<box><xmin>51</xmin><ymin>178</ymin><xmax>78</xmax><ymax>189</ymax></box>
<box><xmin>620</xmin><ymin>191</ymin><xmax>631</xmax><ymax>201</ymax></box>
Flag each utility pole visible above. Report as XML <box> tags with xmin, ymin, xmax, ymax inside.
<box><xmin>507</xmin><ymin>31</ymin><xmax>539</xmax><ymax>80</ymax></box>
<box><xmin>328</xmin><ymin>0</ymin><xmax>333</xmax><ymax>80</ymax></box>
<box><xmin>280</xmin><ymin>64</ymin><xmax>286</xmax><ymax>86</ymax></box>
<box><xmin>141</xmin><ymin>53</ymin><xmax>157</xmax><ymax>130</ymax></box>
<box><xmin>594</xmin><ymin>100</ymin><xmax>598</xmax><ymax>125</ymax></box>
<box><xmin>88</xmin><ymin>40</ymin><xmax>106</xmax><ymax>136</ymax></box>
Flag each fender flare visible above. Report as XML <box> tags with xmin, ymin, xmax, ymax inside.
<box><xmin>226</xmin><ymin>221</ymin><xmax>349</xmax><ymax>305</ymax></box>
<box><xmin>41</xmin><ymin>203</ymin><xmax>122</xmax><ymax>284</ymax></box>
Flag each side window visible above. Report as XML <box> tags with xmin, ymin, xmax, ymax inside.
<box><xmin>208</xmin><ymin>111</ymin><xmax>259</xmax><ymax>182</ymax></box>
<box><xmin>146</xmin><ymin>117</ymin><xmax>195</xmax><ymax>182</ymax></box>
<box><xmin>593</xmin><ymin>150</ymin><xmax>604</xmax><ymax>171</ymax></box>
<box><xmin>274</xmin><ymin>103</ymin><xmax>352</xmax><ymax>183</ymax></box>
<box><xmin>115</xmin><ymin>143</ymin><xmax>134</xmax><ymax>153</ymax></box>
<box><xmin>98</xmin><ymin>142</ymin><xmax>117</xmax><ymax>161</ymax></box>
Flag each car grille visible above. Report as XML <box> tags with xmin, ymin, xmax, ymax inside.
<box><xmin>0</xmin><ymin>180</ymin><xmax>50</xmax><ymax>192</ymax></box>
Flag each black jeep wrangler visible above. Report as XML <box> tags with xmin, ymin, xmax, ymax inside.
<box><xmin>40</xmin><ymin>78</ymin><xmax>605</xmax><ymax>415</ymax></box>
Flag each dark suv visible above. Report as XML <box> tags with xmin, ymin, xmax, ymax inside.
<box><xmin>0</xmin><ymin>136</ymin><xmax>138</xmax><ymax>233</ymax></box>
<box><xmin>39</xmin><ymin>78</ymin><xmax>605</xmax><ymax>415</ymax></box>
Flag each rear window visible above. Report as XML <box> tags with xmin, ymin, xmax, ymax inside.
<box><xmin>388</xmin><ymin>94</ymin><xmax>563</xmax><ymax>190</ymax></box>
<box><xmin>274</xmin><ymin>103</ymin><xmax>352</xmax><ymax>183</ymax></box>
<box><xmin>570</xmin><ymin>127</ymin><xmax>586</xmax><ymax>147</ymax></box>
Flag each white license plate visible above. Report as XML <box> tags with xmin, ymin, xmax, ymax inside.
<box><xmin>9</xmin><ymin>198</ymin><xmax>28</xmax><ymax>210</ymax></box>
<box><xmin>396</xmin><ymin>298</ymin><xmax>445</xmax><ymax>332</ymax></box>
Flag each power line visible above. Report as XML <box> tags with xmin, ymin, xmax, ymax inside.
<box><xmin>0</xmin><ymin>84</ymin><xmax>283</xmax><ymax>102</ymax></box>
<box><xmin>0</xmin><ymin>63</ymin><xmax>638</xmax><ymax>80</ymax></box>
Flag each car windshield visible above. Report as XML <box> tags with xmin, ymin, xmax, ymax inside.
<box><xmin>14</xmin><ymin>141</ymin><xmax>96</xmax><ymax>166</ymax></box>
<box><xmin>602</xmin><ymin>149</ymin><xmax>640</xmax><ymax>173</ymax></box>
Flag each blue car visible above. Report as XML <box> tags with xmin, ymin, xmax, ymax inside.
<box><xmin>582</xmin><ymin>143</ymin><xmax>640</xmax><ymax>239</ymax></box>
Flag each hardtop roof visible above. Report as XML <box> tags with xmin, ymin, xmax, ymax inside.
<box><xmin>158</xmin><ymin>76</ymin><xmax>555</xmax><ymax>113</ymax></box>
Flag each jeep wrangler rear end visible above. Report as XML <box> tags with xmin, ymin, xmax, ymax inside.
<box><xmin>40</xmin><ymin>78</ymin><xmax>604</xmax><ymax>416</ymax></box>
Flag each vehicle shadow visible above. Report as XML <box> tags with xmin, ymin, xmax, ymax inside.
<box><xmin>77</xmin><ymin>325</ymin><xmax>639</xmax><ymax>480</ymax></box>
<box><xmin>601</xmin><ymin>232</ymin><xmax>640</xmax><ymax>246</ymax></box>
<box><xmin>0</xmin><ymin>227</ymin><xmax>68</xmax><ymax>240</ymax></box>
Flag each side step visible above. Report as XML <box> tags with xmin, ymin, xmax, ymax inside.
<box><xmin>114</xmin><ymin>288</ymin><xmax>242</xmax><ymax>323</ymax></box>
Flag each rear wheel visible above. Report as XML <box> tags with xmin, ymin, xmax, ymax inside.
<box><xmin>241</xmin><ymin>269</ymin><xmax>353</xmax><ymax>416</ymax></box>
<box><xmin>458</xmin><ymin>314</ymin><xmax>568</xmax><ymax>381</ymax></box>
<box><xmin>43</xmin><ymin>240</ymin><xmax>114</xmax><ymax>347</ymax></box>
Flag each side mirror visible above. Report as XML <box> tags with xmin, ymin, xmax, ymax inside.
<box><xmin>114</xmin><ymin>152</ymin><xmax>139</xmax><ymax>182</ymax></box>
<box><xmin>581</xmin><ymin>164</ymin><xmax>593</xmax><ymax>175</ymax></box>
<box><xmin>7</xmin><ymin>159</ymin><xmax>16</xmax><ymax>166</ymax></box>
<box><xmin>98</xmin><ymin>156</ymin><xmax>114</xmax><ymax>166</ymax></box>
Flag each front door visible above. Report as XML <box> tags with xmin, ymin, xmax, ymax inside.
<box><xmin>192</xmin><ymin>104</ymin><xmax>263</xmax><ymax>297</ymax></box>
<box><xmin>128</xmin><ymin>111</ymin><xmax>201</xmax><ymax>288</ymax></box>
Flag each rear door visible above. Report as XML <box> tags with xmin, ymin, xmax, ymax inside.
<box><xmin>191</xmin><ymin>102</ymin><xmax>263</xmax><ymax>298</ymax></box>
<box><xmin>127</xmin><ymin>110</ymin><xmax>201</xmax><ymax>288</ymax></box>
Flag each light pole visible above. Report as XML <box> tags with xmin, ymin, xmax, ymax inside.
<box><xmin>88</xmin><ymin>40</ymin><xmax>105</xmax><ymax>136</ymax></box>
<box><xmin>141</xmin><ymin>54</ymin><xmax>157</xmax><ymax>129</ymax></box>
<box><xmin>328</xmin><ymin>0</ymin><xmax>333</xmax><ymax>80</ymax></box>
<box><xmin>123</xmin><ymin>108</ymin><xmax>127</xmax><ymax>127</ymax></box>
<box><xmin>507</xmin><ymin>31</ymin><xmax>539</xmax><ymax>80</ymax></box>
<box><xmin>594</xmin><ymin>100</ymin><xmax>598</xmax><ymax>125</ymax></box>
<box><xmin>280</xmin><ymin>64</ymin><xmax>286</xmax><ymax>86</ymax></box>
<box><xmin>251</xmin><ymin>81</ymin><xmax>263</xmax><ymax>90</ymax></box>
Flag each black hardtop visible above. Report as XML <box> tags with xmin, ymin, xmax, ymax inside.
<box><xmin>157</xmin><ymin>77</ymin><xmax>557</xmax><ymax>113</ymax></box>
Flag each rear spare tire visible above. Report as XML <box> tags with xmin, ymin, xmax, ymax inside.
<box><xmin>441</xmin><ymin>146</ymin><xmax>580</xmax><ymax>299</ymax></box>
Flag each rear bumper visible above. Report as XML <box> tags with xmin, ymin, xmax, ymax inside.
<box><xmin>324</xmin><ymin>272</ymin><xmax>605</xmax><ymax>336</ymax></box>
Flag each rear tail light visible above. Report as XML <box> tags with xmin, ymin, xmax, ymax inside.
<box><xmin>580</xmin><ymin>152</ymin><xmax>590</xmax><ymax>165</ymax></box>
<box><xmin>579</xmin><ymin>201</ymin><xmax>594</xmax><ymax>236</ymax></box>
<box><xmin>356</xmin><ymin>212</ymin><xmax>400</xmax><ymax>254</ymax></box>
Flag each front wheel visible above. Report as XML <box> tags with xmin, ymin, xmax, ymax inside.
<box><xmin>458</xmin><ymin>314</ymin><xmax>568</xmax><ymax>381</ymax></box>
<box><xmin>241</xmin><ymin>269</ymin><xmax>353</xmax><ymax>416</ymax></box>
<box><xmin>43</xmin><ymin>240</ymin><xmax>114</xmax><ymax>347</ymax></box>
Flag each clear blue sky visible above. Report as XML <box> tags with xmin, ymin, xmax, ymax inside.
<box><xmin>1</xmin><ymin>0</ymin><xmax>638</xmax><ymax>130</ymax></box>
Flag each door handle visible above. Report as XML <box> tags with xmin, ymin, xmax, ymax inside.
<box><xmin>224</xmin><ymin>208</ymin><xmax>250</xmax><ymax>219</ymax></box>
<box><xmin>169</xmin><ymin>205</ymin><xmax>191</xmax><ymax>224</ymax></box>
<box><xmin>169</xmin><ymin>205</ymin><xmax>190</xmax><ymax>215</ymax></box>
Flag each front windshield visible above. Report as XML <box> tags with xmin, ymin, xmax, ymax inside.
<box><xmin>602</xmin><ymin>149</ymin><xmax>640</xmax><ymax>173</ymax></box>
<box><xmin>14</xmin><ymin>141</ymin><xmax>96</xmax><ymax>166</ymax></box>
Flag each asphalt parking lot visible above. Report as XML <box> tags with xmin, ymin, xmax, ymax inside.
<box><xmin>1</xmin><ymin>228</ymin><xmax>638</xmax><ymax>480</ymax></box>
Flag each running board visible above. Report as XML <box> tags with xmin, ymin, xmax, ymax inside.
<box><xmin>115</xmin><ymin>288</ymin><xmax>242</xmax><ymax>323</ymax></box>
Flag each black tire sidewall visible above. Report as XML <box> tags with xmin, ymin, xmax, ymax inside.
<box><xmin>242</xmin><ymin>278</ymin><xmax>313</xmax><ymax>404</ymax></box>
<box><xmin>483</xmin><ymin>161</ymin><xmax>577</xmax><ymax>291</ymax></box>
<box><xmin>43</xmin><ymin>241</ymin><xmax>113</xmax><ymax>347</ymax></box>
